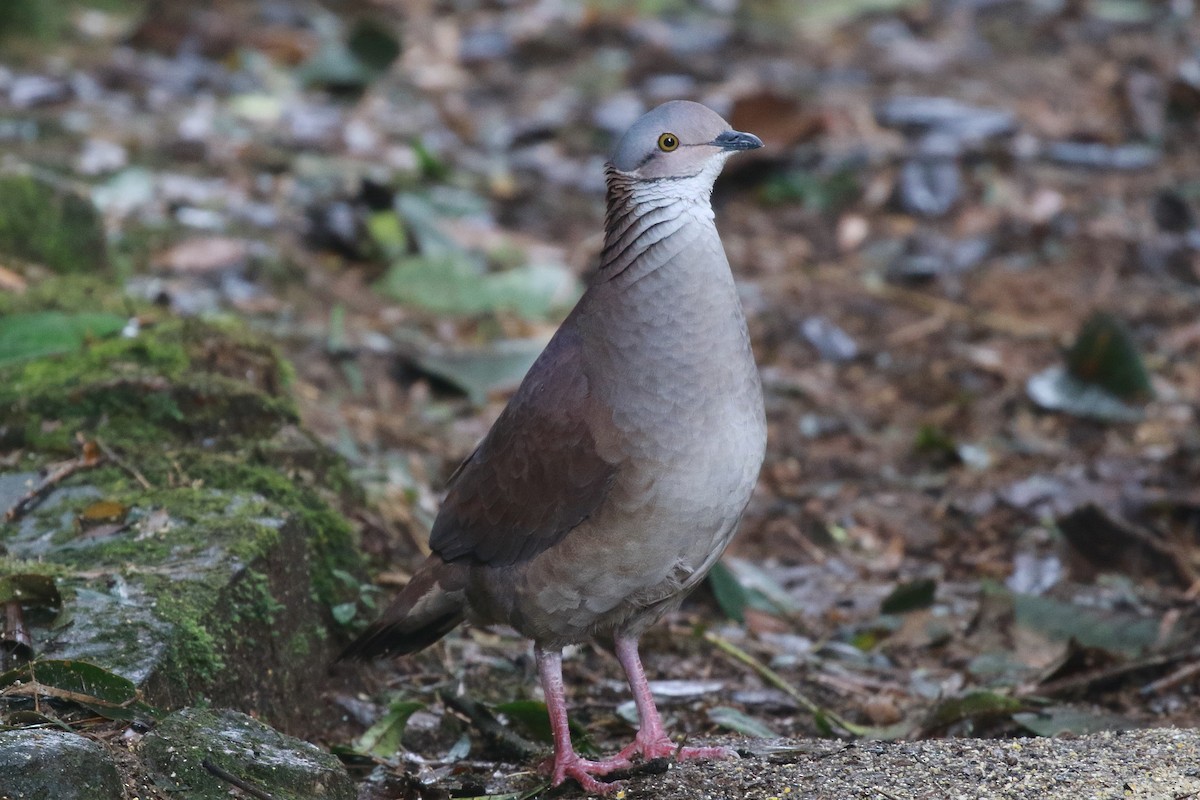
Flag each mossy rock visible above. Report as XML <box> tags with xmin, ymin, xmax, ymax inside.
<box><xmin>0</xmin><ymin>282</ymin><xmax>366</xmax><ymax>733</ymax></box>
<box><xmin>0</xmin><ymin>729</ymin><xmax>124</xmax><ymax>800</ymax></box>
<box><xmin>2</xmin><ymin>479</ymin><xmax>346</xmax><ymax>727</ymax></box>
<box><xmin>0</xmin><ymin>312</ymin><xmax>296</xmax><ymax>454</ymax></box>
<box><xmin>0</xmin><ymin>170</ymin><xmax>107</xmax><ymax>274</ymax></box>
<box><xmin>140</xmin><ymin>708</ymin><xmax>355</xmax><ymax>800</ymax></box>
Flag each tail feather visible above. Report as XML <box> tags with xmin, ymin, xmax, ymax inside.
<box><xmin>339</xmin><ymin>557</ymin><xmax>466</xmax><ymax>660</ymax></box>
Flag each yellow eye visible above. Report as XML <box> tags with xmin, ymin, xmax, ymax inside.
<box><xmin>657</xmin><ymin>132</ymin><xmax>679</xmax><ymax>152</ymax></box>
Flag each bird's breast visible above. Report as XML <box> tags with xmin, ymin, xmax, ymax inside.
<box><xmin>581</xmin><ymin>226</ymin><xmax>767</xmax><ymax>521</ymax></box>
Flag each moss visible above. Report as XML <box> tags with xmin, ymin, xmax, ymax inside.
<box><xmin>35</xmin><ymin>486</ymin><xmax>274</xmax><ymax>569</ymax></box>
<box><xmin>0</xmin><ymin>555</ymin><xmax>72</xmax><ymax>579</ymax></box>
<box><xmin>285</xmin><ymin>630</ymin><xmax>314</xmax><ymax>660</ymax></box>
<box><xmin>6</xmin><ymin>477</ymin><xmax>311</xmax><ymax>698</ymax></box>
<box><xmin>0</xmin><ymin>172</ymin><xmax>107</xmax><ymax>273</ymax></box>
<box><xmin>0</xmin><ymin>276</ymin><xmax>135</xmax><ymax>317</ymax></box>
<box><xmin>140</xmin><ymin>708</ymin><xmax>356</xmax><ymax>800</ymax></box>
<box><xmin>0</xmin><ymin>317</ymin><xmax>298</xmax><ymax>454</ymax></box>
<box><xmin>134</xmin><ymin>526</ymin><xmax>286</xmax><ymax>693</ymax></box>
<box><xmin>178</xmin><ymin>454</ymin><xmax>362</xmax><ymax>609</ymax></box>
<box><xmin>1</xmin><ymin>277</ymin><xmax>368</xmax><ymax>730</ymax></box>
<box><xmin>153</xmin><ymin>594</ymin><xmax>227</xmax><ymax>688</ymax></box>
<box><xmin>229</xmin><ymin>569</ymin><xmax>286</xmax><ymax>630</ymax></box>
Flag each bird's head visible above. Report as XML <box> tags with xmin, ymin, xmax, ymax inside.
<box><xmin>607</xmin><ymin>100</ymin><xmax>762</xmax><ymax>187</ymax></box>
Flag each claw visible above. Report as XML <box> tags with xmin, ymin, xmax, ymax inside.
<box><xmin>542</xmin><ymin>751</ymin><xmax>634</xmax><ymax>793</ymax></box>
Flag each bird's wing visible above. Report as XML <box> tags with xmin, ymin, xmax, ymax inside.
<box><xmin>429</xmin><ymin>326</ymin><xmax>618</xmax><ymax>566</ymax></box>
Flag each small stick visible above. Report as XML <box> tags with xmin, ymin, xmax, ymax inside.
<box><xmin>704</xmin><ymin>631</ymin><xmax>868</xmax><ymax>737</ymax></box>
<box><xmin>4</xmin><ymin>454</ymin><xmax>103</xmax><ymax>522</ymax></box>
<box><xmin>201</xmin><ymin>759</ymin><xmax>278</xmax><ymax>800</ymax></box>
<box><xmin>94</xmin><ymin>437</ymin><xmax>152</xmax><ymax>490</ymax></box>
<box><xmin>439</xmin><ymin>690</ymin><xmax>543</xmax><ymax>762</ymax></box>
<box><xmin>1141</xmin><ymin>659</ymin><xmax>1200</xmax><ymax>696</ymax></box>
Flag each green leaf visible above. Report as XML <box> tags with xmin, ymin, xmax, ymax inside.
<box><xmin>409</xmin><ymin>140</ymin><xmax>450</xmax><ymax>183</ymax></box>
<box><xmin>1028</xmin><ymin>312</ymin><xmax>1153</xmax><ymax>422</ymax></box>
<box><xmin>760</xmin><ymin>167</ymin><xmax>860</xmax><ymax>211</ymax></box>
<box><xmin>377</xmin><ymin>255</ymin><xmax>579</xmax><ymax>320</ymax></box>
<box><xmin>0</xmin><ymin>311</ymin><xmax>127</xmax><ymax>367</ymax></box>
<box><xmin>913</xmin><ymin>424</ymin><xmax>956</xmax><ymax>458</ymax></box>
<box><xmin>707</xmin><ymin>706</ymin><xmax>779</xmax><ymax>738</ymax></box>
<box><xmin>1065</xmin><ymin>312</ymin><xmax>1153</xmax><ymax>401</ymax></box>
<box><xmin>0</xmin><ymin>659</ymin><xmax>135</xmax><ymax>703</ymax></box>
<box><xmin>880</xmin><ymin>578</ymin><xmax>937</xmax><ymax>614</ymax></box>
<box><xmin>0</xmin><ymin>0</ymin><xmax>69</xmax><ymax>41</ymax></box>
<box><xmin>366</xmin><ymin>210</ymin><xmax>407</xmax><ymax>260</ymax></box>
<box><xmin>0</xmin><ymin>659</ymin><xmax>159</xmax><ymax>721</ymax></box>
<box><xmin>924</xmin><ymin>690</ymin><xmax>1024</xmax><ymax>730</ymax></box>
<box><xmin>331</xmin><ymin>602</ymin><xmax>358</xmax><ymax>625</ymax></box>
<box><xmin>347</xmin><ymin>19</ymin><xmax>401</xmax><ymax>72</ymax></box>
<box><xmin>494</xmin><ymin>700</ymin><xmax>596</xmax><ymax>756</ymax></box>
<box><xmin>706</xmin><ymin>558</ymin><xmax>798</xmax><ymax>623</ymax></box>
<box><xmin>411</xmin><ymin>338</ymin><xmax>546</xmax><ymax>405</ymax></box>
<box><xmin>354</xmin><ymin>699</ymin><xmax>424</xmax><ymax>758</ymax></box>
<box><xmin>2</xmin><ymin>709</ymin><xmax>74</xmax><ymax>730</ymax></box>
<box><xmin>707</xmin><ymin>561</ymin><xmax>749</xmax><ymax>623</ymax></box>
<box><xmin>1011</xmin><ymin>592</ymin><xmax>1159</xmax><ymax>656</ymax></box>
<box><xmin>1013</xmin><ymin>707</ymin><xmax>1142</xmax><ymax>737</ymax></box>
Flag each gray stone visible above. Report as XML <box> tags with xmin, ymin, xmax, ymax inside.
<box><xmin>140</xmin><ymin>708</ymin><xmax>355</xmax><ymax>800</ymax></box>
<box><xmin>0</xmin><ymin>729</ymin><xmax>123</xmax><ymax>800</ymax></box>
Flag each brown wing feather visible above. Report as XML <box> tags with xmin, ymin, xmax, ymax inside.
<box><xmin>429</xmin><ymin>326</ymin><xmax>618</xmax><ymax>566</ymax></box>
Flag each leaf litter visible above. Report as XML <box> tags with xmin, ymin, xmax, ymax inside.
<box><xmin>2</xmin><ymin>0</ymin><xmax>1200</xmax><ymax>796</ymax></box>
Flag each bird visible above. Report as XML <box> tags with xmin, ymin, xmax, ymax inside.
<box><xmin>342</xmin><ymin>100</ymin><xmax>767</xmax><ymax>794</ymax></box>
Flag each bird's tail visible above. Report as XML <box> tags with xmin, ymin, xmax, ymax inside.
<box><xmin>339</xmin><ymin>557</ymin><xmax>467</xmax><ymax>659</ymax></box>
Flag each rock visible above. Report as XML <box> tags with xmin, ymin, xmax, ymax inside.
<box><xmin>0</xmin><ymin>286</ymin><xmax>364</xmax><ymax>733</ymax></box>
<box><xmin>0</xmin><ymin>168</ymin><xmax>108</xmax><ymax>273</ymax></box>
<box><xmin>0</xmin><ymin>729</ymin><xmax>124</xmax><ymax>800</ymax></box>
<box><xmin>140</xmin><ymin>708</ymin><xmax>355</xmax><ymax>800</ymax></box>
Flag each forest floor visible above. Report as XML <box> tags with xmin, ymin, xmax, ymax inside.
<box><xmin>2</xmin><ymin>0</ymin><xmax>1200</xmax><ymax>797</ymax></box>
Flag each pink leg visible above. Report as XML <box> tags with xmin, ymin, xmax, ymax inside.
<box><xmin>614</xmin><ymin>635</ymin><xmax>736</xmax><ymax>763</ymax></box>
<box><xmin>535</xmin><ymin>646</ymin><xmax>629</xmax><ymax>794</ymax></box>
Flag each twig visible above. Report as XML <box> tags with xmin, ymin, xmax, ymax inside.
<box><xmin>1141</xmin><ymin>659</ymin><xmax>1200</xmax><ymax>696</ymax></box>
<box><xmin>703</xmin><ymin>631</ymin><xmax>868</xmax><ymax>737</ymax></box>
<box><xmin>94</xmin><ymin>437</ymin><xmax>152</xmax><ymax>490</ymax></box>
<box><xmin>4</xmin><ymin>452</ymin><xmax>104</xmax><ymax>522</ymax></box>
<box><xmin>805</xmin><ymin>267</ymin><xmax>1056</xmax><ymax>340</ymax></box>
<box><xmin>439</xmin><ymin>690</ymin><xmax>543</xmax><ymax>762</ymax></box>
<box><xmin>201</xmin><ymin>759</ymin><xmax>278</xmax><ymax>800</ymax></box>
<box><xmin>1018</xmin><ymin>654</ymin><xmax>1172</xmax><ymax>699</ymax></box>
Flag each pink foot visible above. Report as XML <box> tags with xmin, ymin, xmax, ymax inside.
<box><xmin>541</xmin><ymin>751</ymin><xmax>630</xmax><ymax>794</ymax></box>
<box><xmin>616</xmin><ymin>732</ymin><xmax>737</xmax><ymax>763</ymax></box>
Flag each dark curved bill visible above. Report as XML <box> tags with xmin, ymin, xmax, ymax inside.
<box><xmin>712</xmin><ymin>130</ymin><xmax>764</xmax><ymax>151</ymax></box>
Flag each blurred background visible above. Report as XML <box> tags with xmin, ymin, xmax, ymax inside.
<box><xmin>2</xmin><ymin>0</ymin><xmax>1200</xmax><ymax>764</ymax></box>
